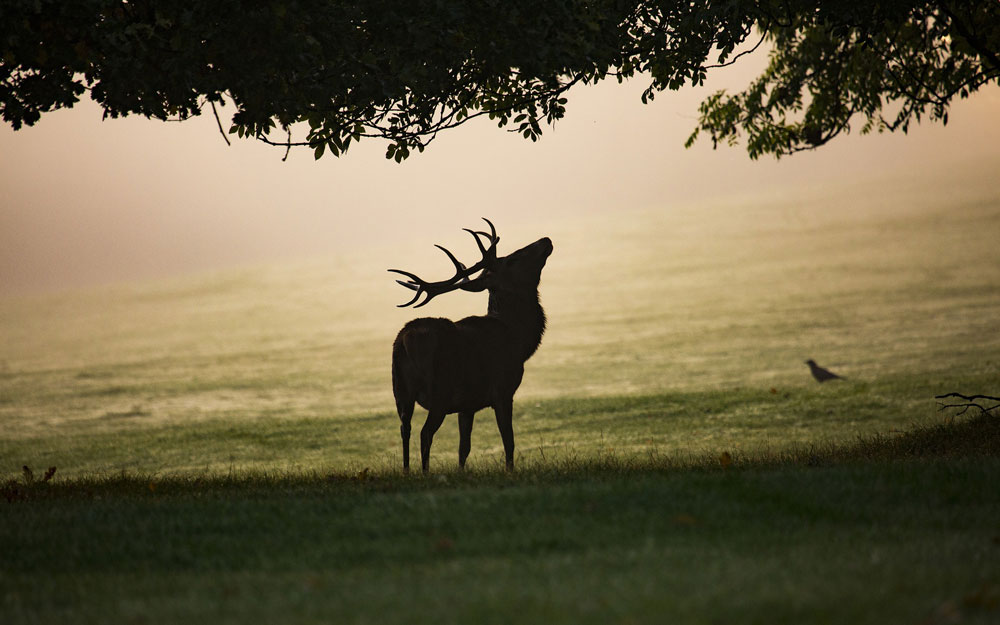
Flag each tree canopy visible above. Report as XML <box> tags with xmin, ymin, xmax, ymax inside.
<box><xmin>2</xmin><ymin>1</ymin><xmax>997</xmax><ymax>161</ymax></box>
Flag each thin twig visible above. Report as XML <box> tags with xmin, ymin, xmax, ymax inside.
<box><xmin>703</xmin><ymin>30</ymin><xmax>769</xmax><ymax>70</ymax></box>
<box><xmin>211</xmin><ymin>100</ymin><xmax>231</xmax><ymax>146</ymax></box>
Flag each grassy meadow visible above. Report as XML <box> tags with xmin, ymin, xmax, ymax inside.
<box><xmin>2</xmin><ymin>166</ymin><xmax>1000</xmax><ymax>623</ymax></box>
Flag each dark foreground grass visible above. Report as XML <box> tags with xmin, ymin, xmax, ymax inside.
<box><xmin>3</xmin><ymin>414</ymin><xmax>1000</xmax><ymax>625</ymax></box>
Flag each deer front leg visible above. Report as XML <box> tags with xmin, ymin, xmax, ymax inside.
<box><xmin>458</xmin><ymin>411</ymin><xmax>475</xmax><ymax>469</ymax></box>
<box><xmin>494</xmin><ymin>398</ymin><xmax>515</xmax><ymax>471</ymax></box>
<box><xmin>400</xmin><ymin>420</ymin><xmax>411</xmax><ymax>472</ymax></box>
<box><xmin>420</xmin><ymin>411</ymin><xmax>446</xmax><ymax>473</ymax></box>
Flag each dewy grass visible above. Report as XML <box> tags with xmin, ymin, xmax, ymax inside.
<box><xmin>3</xmin><ymin>372</ymin><xmax>997</xmax><ymax>479</ymax></box>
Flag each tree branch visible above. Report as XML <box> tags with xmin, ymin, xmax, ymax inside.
<box><xmin>939</xmin><ymin>3</ymin><xmax>1000</xmax><ymax>73</ymax></box>
<box><xmin>935</xmin><ymin>392</ymin><xmax>1000</xmax><ymax>416</ymax></box>
<box><xmin>210</xmin><ymin>101</ymin><xmax>231</xmax><ymax>147</ymax></box>
<box><xmin>703</xmin><ymin>30</ymin><xmax>768</xmax><ymax>70</ymax></box>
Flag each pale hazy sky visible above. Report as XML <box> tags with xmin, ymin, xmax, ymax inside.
<box><xmin>2</xmin><ymin>54</ymin><xmax>999</xmax><ymax>295</ymax></box>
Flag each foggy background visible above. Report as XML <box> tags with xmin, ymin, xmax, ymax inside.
<box><xmin>2</xmin><ymin>54</ymin><xmax>999</xmax><ymax>296</ymax></box>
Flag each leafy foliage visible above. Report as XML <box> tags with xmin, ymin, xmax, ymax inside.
<box><xmin>1</xmin><ymin>1</ymin><xmax>997</xmax><ymax>160</ymax></box>
<box><xmin>687</xmin><ymin>1</ymin><xmax>1000</xmax><ymax>158</ymax></box>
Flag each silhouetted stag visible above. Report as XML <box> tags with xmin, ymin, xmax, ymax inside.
<box><xmin>389</xmin><ymin>219</ymin><xmax>552</xmax><ymax>472</ymax></box>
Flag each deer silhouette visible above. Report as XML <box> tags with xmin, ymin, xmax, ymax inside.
<box><xmin>389</xmin><ymin>219</ymin><xmax>552</xmax><ymax>472</ymax></box>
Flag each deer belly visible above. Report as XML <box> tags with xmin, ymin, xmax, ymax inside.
<box><xmin>414</xmin><ymin>361</ymin><xmax>516</xmax><ymax>414</ymax></box>
<box><xmin>416</xmin><ymin>379</ymin><xmax>491</xmax><ymax>414</ymax></box>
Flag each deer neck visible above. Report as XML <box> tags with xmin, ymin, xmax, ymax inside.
<box><xmin>487</xmin><ymin>288</ymin><xmax>546</xmax><ymax>360</ymax></box>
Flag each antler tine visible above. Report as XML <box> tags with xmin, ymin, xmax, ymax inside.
<box><xmin>401</xmin><ymin>290</ymin><xmax>425</xmax><ymax>308</ymax></box>
<box><xmin>472</xmin><ymin>231</ymin><xmax>500</xmax><ymax>250</ymax></box>
<box><xmin>412</xmin><ymin>293</ymin><xmax>435</xmax><ymax>308</ymax></box>
<box><xmin>434</xmin><ymin>244</ymin><xmax>468</xmax><ymax>281</ymax></box>
<box><xmin>463</xmin><ymin>218</ymin><xmax>498</xmax><ymax>257</ymax></box>
<box><xmin>462</xmin><ymin>227</ymin><xmax>488</xmax><ymax>255</ymax></box>
<box><xmin>387</xmin><ymin>268</ymin><xmax>421</xmax><ymax>286</ymax></box>
<box><xmin>481</xmin><ymin>217</ymin><xmax>498</xmax><ymax>243</ymax></box>
<box><xmin>387</xmin><ymin>269</ymin><xmax>425</xmax><ymax>307</ymax></box>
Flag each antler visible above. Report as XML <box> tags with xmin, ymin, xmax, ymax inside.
<box><xmin>389</xmin><ymin>218</ymin><xmax>499</xmax><ymax>308</ymax></box>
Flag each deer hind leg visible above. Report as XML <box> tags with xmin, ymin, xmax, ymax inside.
<box><xmin>397</xmin><ymin>399</ymin><xmax>414</xmax><ymax>472</ymax></box>
<box><xmin>458</xmin><ymin>411</ymin><xmax>475</xmax><ymax>469</ymax></box>
<box><xmin>420</xmin><ymin>411</ymin><xmax>447</xmax><ymax>473</ymax></box>
<box><xmin>494</xmin><ymin>398</ymin><xmax>515</xmax><ymax>471</ymax></box>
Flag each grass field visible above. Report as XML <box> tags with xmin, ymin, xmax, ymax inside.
<box><xmin>2</xmin><ymin>165</ymin><xmax>1000</xmax><ymax>623</ymax></box>
<box><xmin>2</xmin><ymin>418</ymin><xmax>999</xmax><ymax>625</ymax></box>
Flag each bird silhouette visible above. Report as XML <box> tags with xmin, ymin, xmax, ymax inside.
<box><xmin>805</xmin><ymin>359</ymin><xmax>844</xmax><ymax>382</ymax></box>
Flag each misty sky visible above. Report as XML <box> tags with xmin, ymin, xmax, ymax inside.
<box><xmin>2</xmin><ymin>54</ymin><xmax>999</xmax><ymax>295</ymax></box>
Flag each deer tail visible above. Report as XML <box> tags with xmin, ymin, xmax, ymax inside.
<box><xmin>392</xmin><ymin>323</ymin><xmax>438</xmax><ymax>407</ymax></box>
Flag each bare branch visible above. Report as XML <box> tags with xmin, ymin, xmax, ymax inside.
<box><xmin>935</xmin><ymin>392</ymin><xmax>1000</xmax><ymax>416</ymax></box>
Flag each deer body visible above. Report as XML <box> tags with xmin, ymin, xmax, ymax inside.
<box><xmin>390</xmin><ymin>223</ymin><xmax>551</xmax><ymax>472</ymax></box>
